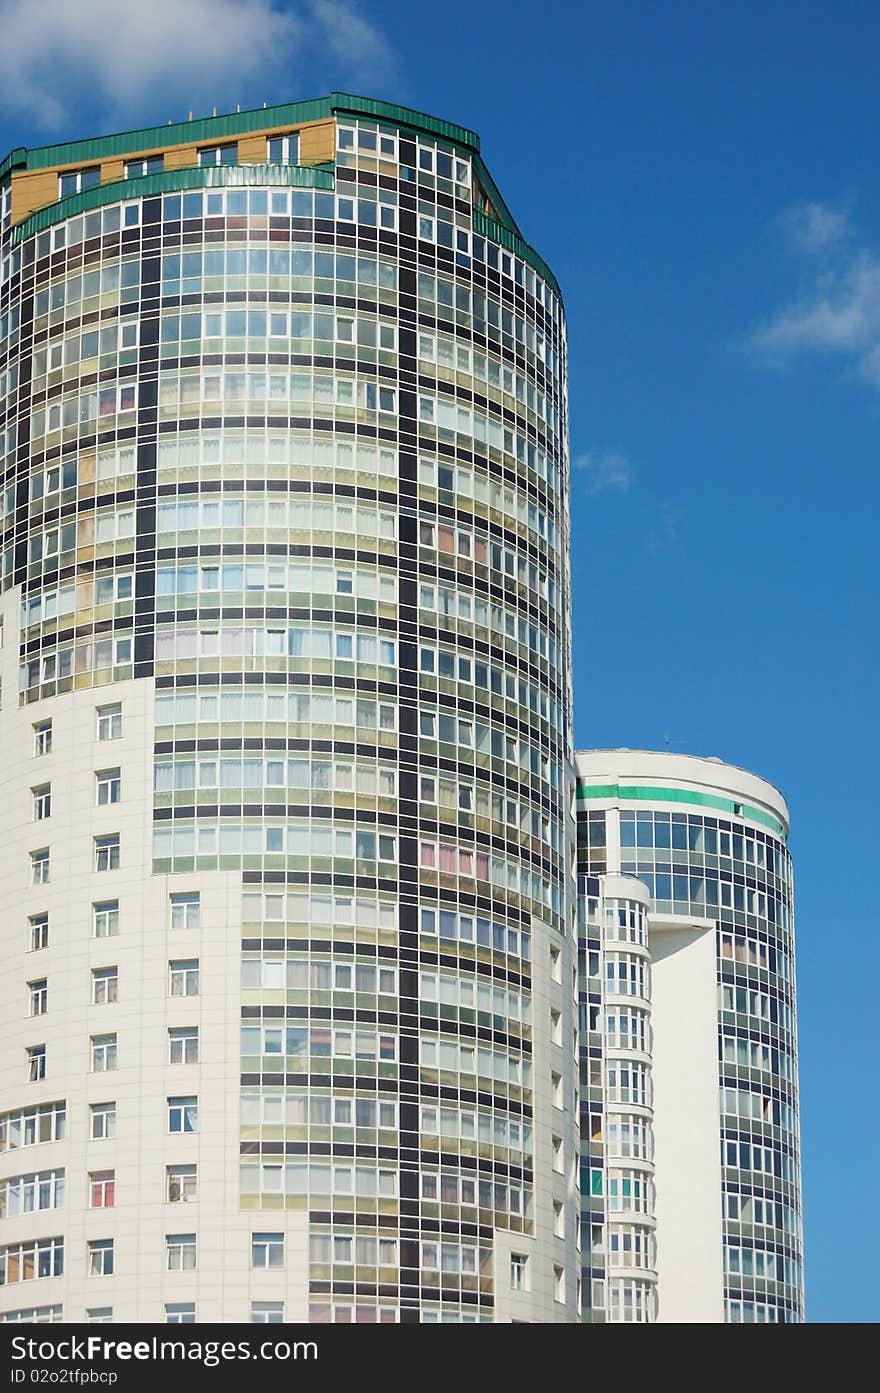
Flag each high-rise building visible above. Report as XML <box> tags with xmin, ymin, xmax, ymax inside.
<box><xmin>0</xmin><ymin>95</ymin><xmax>804</xmax><ymax>1330</ymax></box>
<box><xmin>0</xmin><ymin>96</ymin><xmax>578</xmax><ymax>1323</ymax></box>
<box><xmin>575</xmin><ymin>751</ymin><xmax>804</xmax><ymax>1323</ymax></box>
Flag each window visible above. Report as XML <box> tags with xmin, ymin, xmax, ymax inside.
<box><xmin>251</xmin><ymin>1232</ymin><xmax>284</xmax><ymax>1269</ymax></box>
<box><xmin>552</xmin><ymin>1072</ymin><xmax>563</xmax><ymax>1107</ymax></box>
<box><xmin>95</xmin><ymin>769</ymin><xmax>121</xmax><ymax>805</ymax></box>
<box><xmin>29</xmin><ymin>915</ymin><xmax>49</xmax><ymax>953</ymax></box>
<box><xmin>32</xmin><ymin>785</ymin><xmax>51</xmax><ymax>821</ymax></box>
<box><xmin>168</xmin><ymin>1097</ymin><xmax>197</xmax><ymax>1133</ymax></box>
<box><xmin>89</xmin><ymin>1171</ymin><xmax>115</xmax><ymax>1208</ymax></box>
<box><xmin>165</xmin><ymin>1303</ymin><xmax>195</xmax><ymax>1324</ymax></box>
<box><xmin>89</xmin><ymin>1104</ymin><xmax>116</xmax><ymax>1141</ymax></box>
<box><xmin>0</xmin><ymin>1102</ymin><xmax>66</xmax><ymax>1153</ymax></box>
<box><xmin>0</xmin><ymin>1236</ymin><xmax>63</xmax><ymax>1285</ymax></box>
<box><xmin>169</xmin><ymin>959</ymin><xmax>199</xmax><ymax>997</ymax></box>
<box><xmin>94</xmin><ymin>836</ymin><xmax>120</xmax><ymax>871</ymax></box>
<box><xmin>553</xmin><ymin>1201</ymin><xmax>565</xmax><ymax>1238</ymax></box>
<box><xmin>96</xmin><ymin>704</ymin><xmax>122</xmax><ymax>741</ymax></box>
<box><xmin>267</xmin><ymin>134</ymin><xmax>299</xmax><ymax>164</ymax></box>
<box><xmin>0</xmin><ymin>1169</ymin><xmax>64</xmax><ymax>1217</ymax></box>
<box><xmin>59</xmin><ymin>167</ymin><xmax>100</xmax><ymax>197</ymax></box>
<box><xmin>0</xmin><ymin>1304</ymin><xmax>63</xmax><ymax>1323</ymax></box>
<box><xmin>88</xmin><ymin>1239</ymin><xmax>114</xmax><ymax>1276</ymax></box>
<box><xmin>125</xmin><ymin>155</ymin><xmax>164</xmax><ymax>177</ymax></box>
<box><xmin>251</xmin><ymin>1301</ymin><xmax>284</xmax><ymax>1323</ymax></box>
<box><xmin>550</xmin><ymin>1008</ymin><xmax>562</xmax><ymax>1045</ymax></box>
<box><xmin>33</xmin><ymin>722</ymin><xmax>52</xmax><ymax>756</ymax></box>
<box><xmin>170</xmin><ymin>892</ymin><xmax>200</xmax><ymax>930</ymax></box>
<box><xmin>27</xmin><ymin>1046</ymin><xmax>46</xmax><ymax>1082</ymax></box>
<box><xmin>92</xmin><ymin>968</ymin><xmax>118</xmax><ymax>1005</ymax></box>
<box><xmin>197</xmin><ymin>143</ymin><xmax>237</xmax><ymax>166</ymax></box>
<box><xmin>167</xmin><ymin>1165</ymin><xmax>197</xmax><ymax>1204</ymax></box>
<box><xmin>510</xmin><ymin>1253</ymin><xmax>529</xmax><ymax>1291</ymax></box>
<box><xmin>90</xmin><ymin>1034</ymin><xmax>117</xmax><ymax>1072</ymax></box>
<box><xmin>166</xmin><ymin>1234</ymin><xmax>196</xmax><ymax>1271</ymax></box>
<box><xmin>168</xmin><ymin>1027</ymin><xmax>198</xmax><ymax>1066</ymax></box>
<box><xmin>31</xmin><ymin>849</ymin><xmax>50</xmax><ymax>885</ymax></box>
<box><xmin>550</xmin><ymin>945</ymin><xmax>562</xmax><ymax>983</ymax></box>
<box><xmin>93</xmin><ymin>901</ymin><xmax>119</xmax><ymax>938</ymax></box>
<box><xmin>86</xmin><ymin>1308</ymin><xmax>112</xmax><ymax>1323</ymax></box>
<box><xmin>553</xmin><ymin>1265</ymin><xmax>566</xmax><ymax>1303</ymax></box>
<box><xmin>28</xmin><ymin>980</ymin><xmax>48</xmax><ymax>1016</ymax></box>
<box><xmin>552</xmin><ymin>1135</ymin><xmax>563</xmax><ymax>1173</ymax></box>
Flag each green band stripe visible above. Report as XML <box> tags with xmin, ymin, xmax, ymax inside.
<box><xmin>10</xmin><ymin>163</ymin><xmax>335</xmax><ymax>246</ymax></box>
<box><xmin>576</xmin><ymin>782</ymin><xmax>787</xmax><ymax>840</ymax></box>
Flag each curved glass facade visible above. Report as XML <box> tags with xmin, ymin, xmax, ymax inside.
<box><xmin>0</xmin><ymin>100</ymin><xmax>577</xmax><ymax>1323</ymax></box>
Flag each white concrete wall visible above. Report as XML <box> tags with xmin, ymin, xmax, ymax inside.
<box><xmin>649</xmin><ymin>917</ymin><xmax>724</xmax><ymax>1323</ymax></box>
<box><xmin>0</xmin><ymin>588</ymin><xmax>309</xmax><ymax>1322</ymax></box>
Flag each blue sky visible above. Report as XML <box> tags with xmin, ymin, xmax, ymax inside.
<box><xmin>1</xmin><ymin>0</ymin><xmax>876</xmax><ymax>1323</ymax></box>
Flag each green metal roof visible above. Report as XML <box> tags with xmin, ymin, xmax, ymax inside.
<box><xmin>7</xmin><ymin>97</ymin><xmax>332</xmax><ymax>172</ymax></box>
<box><xmin>2</xmin><ymin>92</ymin><xmax>483</xmax><ymax>176</ymax></box>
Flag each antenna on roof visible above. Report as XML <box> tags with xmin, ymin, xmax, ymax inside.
<box><xmin>262</xmin><ymin>101</ymin><xmax>267</xmax><ymax>108</ymax></box>
<box><xmin>236</xmin><ymin>104</ymin><xmax>241</xmax><ymax>113</ymax></box>
<box><xmin>188</xmin><ymin>112</ymin><xmax>193</xmax><ymax>121</ymax></box>
<box><xmin>663</xmin><ymin>732</ymin><xmax>685</xmax><ymax>752</ymax></box>
<box><xmin>212</xmin><ymin>106</ymin><xmax>217</xmax><ymax>117</ymax></box>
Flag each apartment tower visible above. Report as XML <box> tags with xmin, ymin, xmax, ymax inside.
<box><xmin>576</xmin><ymin>750</ymin><xmax>804</xmax><ymax>1323</ymax></box>
<box><xmin>0</xmin><ymin>96</ymin><xmax>577</xmax><ymax>1322</ymax></box>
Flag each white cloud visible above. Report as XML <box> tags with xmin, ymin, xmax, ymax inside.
<box><xmin>572</xmin><ymin>449</ymin><xmax>633</xmax><ymax>495</ymax></box>
<box><xmin>779</xmin><ymin>201</ymin><xmax>851</xmax><ymax>255</ymax></box>
<box><xmin>747</xmin><ymin>201</ymin><xmax>880</xmax><ymax>387</ymax></box>
<box><xmin>308</xmin><ymin>0</ymin><xmax>392</xmax><ymax>78</ymax></box>
<box><xmin>0</xmin><ymin>0</ymin><xmax>393</xmax><ymax>130</ymax></box>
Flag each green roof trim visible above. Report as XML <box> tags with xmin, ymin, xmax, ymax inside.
<box><xmin>473</xmin><ymin>210</ymin><xmax>562</xmax><ymax>301</ymax></box>
<box><xmin>576</xmin><ymin>782</ymin><xmax>787</xmax><ymax>840</ymax></box>
<box><xmin>470</xmin><ymin>163</ymin><xmax>520</xmax><ymax>239</ymax></box>
<box><xmin>0</xmin><ymin>147</ymin><xmax>26</xmax><ymax>184</ymax></box>
<box><xmin>9</xmin><ymin>97</ymin><xmax>332</xmax><ymax>172</ymax></box>
<box><xmin>10</xmin><ymin>163</ymin><xmax>335</xmax><ymax>246</ymax></box>
<box><xmin>330</xmin><ymin>92</ymin><xmax>480</xmax><ymax>154</ymax></box>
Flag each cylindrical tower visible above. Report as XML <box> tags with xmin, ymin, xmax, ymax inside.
<box><xmin>575</xmin><ymin>750</ymin><xmax>804</xmax><ymax>1324</ymax></box>
<box><xmin>0</xmin><ymin>96</ymin><xmax>577</xmax><ymax>1323</ymax></box>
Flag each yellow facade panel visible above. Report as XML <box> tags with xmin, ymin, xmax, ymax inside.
<box><xmin>237</xmin><ymin>134</ymin><xmax>267</xmax><ymax>164</ymax></box>
<box><xmin>299</xmin><ymin>119</ymin><xmax>335</xmax><ymax>166</ymax></box>
<box><xmin>164</xmin><ymin>145</ymin><xmax>197</xmax><ymax>171</ymax></box>
<box><xmin>10</xmin><ymin>170</ymin><xmax>59</xmax><ymax>225</ymax></box>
